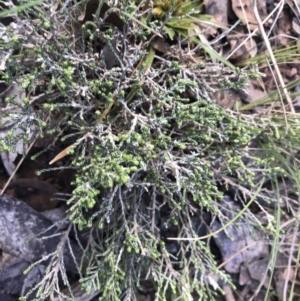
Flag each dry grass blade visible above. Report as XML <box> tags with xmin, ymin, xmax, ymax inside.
<box><xmin>0</xmin><ymin>0</ymin><xmax>44</xmax><ymax>17</ymax></box>
<box><xmin>253</xmin><ymin>0</ymin><xmax>294</xmax><ymax>114</ymax></box>
<box><xmin>49</xmin><ymin>145</ymin><xmax>73</xmax><ymax>165</ymax></box>
<box><xmin>226</xmin><ymin>1</ymin><xmax>283</xmax><ymax>60</ymax></box>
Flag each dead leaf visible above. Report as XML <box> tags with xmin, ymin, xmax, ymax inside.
<box><xmin>212</xmin><ymin>197</ymin><xmax>269</xmax><ymax>274</ymax></box>
<box><xmin>203</xmin><ymin>0</ymin><xmax>229</xmax><ymax>39</ymax></box>
<box><xmin>246</xmin><ymin>80</ymin><xmax>267</xmax><ymax>102</ymax></box>
<box><xmin>227</xmin><ymin>31</ymin><xmax>257</xmax><ymax>61</ymax></box>
<box><xmin>150</xmin><ymin>36</ymin><xmax>170</xmax><ymax>53</ymax></box>
<box><xmin>212</xmin><ymin>220</ymin><xmax>269</xmax><ymax>273</ymax></box>
<box><xmin>49</xmin><ymin>144</ymin><xmax>73</xmax><ymax>165</ymax></box>
<box><xmin>247</xmin><ymin>258</ymin><xmax>270</xmax><ymax>289</ymax></box>
<box><xmin>77</xmin><ymin>3</ymin><xmax>87</xmax><ymax>21</ymax></box>
<box><xmin>274</xmin><ymin>242</ymin><xmax>300</xmax><ymax>299</ymax></box>
<box><xmin>283</xmin><ymin>267</ymin><xmax>295</xmax><ymax>281</ymax></box>
<box><xmin>5</xmin><ymin>179</ymin><xmax>58</xmax><ymax>212</ymax></box>
<box><xmin>204</xmin><ymin>0</ymin><xmax>229</xmax><ymax>26</ymax></box>
<box><xmin>239</xmin><ymin>264</ymin><xmax>251</xmax><ymax>286</ymax></box>
<box><xmin>273</xmin><ymin>9</ymin><xmax>293</xmax><ymax>45</ymax></box>
<box><xmin>232</xmin><ymin>0</ymin><xmax>268</xmax><ymax>31</ymax></box>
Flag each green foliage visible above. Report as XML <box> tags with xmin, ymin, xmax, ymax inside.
<box><xmin>1</xmin><ymin>0</ymin><xmax>299</xmax><ymax>300</ymax></box>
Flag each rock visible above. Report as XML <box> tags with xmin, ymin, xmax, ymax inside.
<box><xmin>0</xmin><ymin>194</ymin><xmax>82</xmax><ymax>273</ymax></box>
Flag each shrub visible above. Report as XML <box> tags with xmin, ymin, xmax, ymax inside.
<box><xmin>0</xmin><ymin>0</ymin><xmax>298</xmax><ymax>300</ymax></box>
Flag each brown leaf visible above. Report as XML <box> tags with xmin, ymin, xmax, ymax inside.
<box><xmin>49</xmin><ymin>145</ymin><xmax>73</xmax><ymax>165</ymax></box>
<box><xmin>150</xmin><ymin>36</ymin><xmax>170</xmax><ymax>53</ymax></box>
<box><xmin>232</xmin><ymin>0</ymin><xmax>268</xmax><ymax>31</ymax></box>
<box><xmin>227</xmin><ymin>31</ymin><xmax>257</xmax><ymax>61</ymax></box>
<box><xmin>204</xmin><ymin>0</ymin><xmax>228</xmax><ymax>26</ymax></box>
<box><xmin>5</xmin><ymin>179</ymin><xmax>58</xmax><ymax>212</ymax></box>
<box><xmin>283</xmin><ymin>267</ymin><xmax>295</xmax><ymax>281</ymax></box>
<box><xmin>212</xmin><ymin>196</ymin><xmax>269</xmax><ymax>274</ymax></box>
<box><xmin>273</xmin><ymin>9</ymin><xmax>293</xmax><ymax>45</ymax></box>
<box><xmin>247</xmin><ymin>259</ymin><xmax>270</xmax><ymax>289</ymax></box>
<box><xmin>247</xmin><ymin>81</ymin><xmax>267</xmax><ymax>102</ymax></box>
